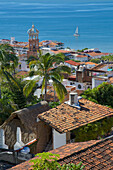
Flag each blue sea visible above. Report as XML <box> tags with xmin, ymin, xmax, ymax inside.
<box><xmin>0</xmin><ymin>0</ymin><xmax>113</xmax><ymax>52</ymax></box>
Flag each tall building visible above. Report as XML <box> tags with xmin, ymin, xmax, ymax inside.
<box><xmin>27</xmin><ymin>24</ymin><xmax>39</xmax><ymax>58</ymax></box>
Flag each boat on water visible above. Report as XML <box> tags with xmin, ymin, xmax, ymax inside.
<box><xmin>74</xmin><ymin>26</ymin><xmax>80</xmax><ymax>37</ymax></box>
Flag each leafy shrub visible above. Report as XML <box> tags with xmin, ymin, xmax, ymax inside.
<box><xmin>90</xmin><ymin>58</ymin><xmax>101</xmax><ymax>64</ymax></box>
<box><xmin>73</xmin><ymin>116</ymin><xmax>113</xmax><ymax>142</ymax></box>
<box><xmin>49</xmin><ymin>101</ymin><xmax>60</xmax><ymax>108</ymax></box>
<box><xmin>30</xmin><ymin>152</ymin><xmax>85</xmax><ymax>170</ymax></box>
<box><xmin>82</xmin><ymin>82</ymin><xmax>113</xmax><ymax>108</ymax></box>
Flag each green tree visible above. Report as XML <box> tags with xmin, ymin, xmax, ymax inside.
<box><xmin>3</xmin><ymin>75</ymin><xmax>38</xmax><ymax>109</ymax></box>
<box><xmin>82</xmin><ymin>82</ymin><xmax>113</xmax><ymax>107</ymax></box>
<box><xmin>0</xmin><ymin>44</ymin><xmax>18</xmax><ymax>74</ymax></box>
<box><xmin>101</xmin><ymin>55</ymin><xmax>113</xmax><ymax>62</ymax></box>
<box><xmin>0</xmin><ymin>44</ymin><xmax>18</xmax><ymax>97</ymax></box>
<box><xmin>77</xmin><ymin>48</ymin><xmax>88</xmax><ymax>52</ymax></box>
<box><xmin>24</xmin><ymin>53</ymin><xmax>71</xmax><ymax>102</ymax></box>
<box><xmin>73</xmin><ymin>116</ymin><xmax>113</xmax><ymax>142</ymax></box>
<box><xmin>30</xmin><ymin>152</ymin><xmax>85</xmax><ymax>170</ymax></box>
<box><xmin>89</xmin><ymin>58</ymin><xmax>101</xmax><ymax>64</ymax></box>
<box><xmin>0</xmin><ymin>85</ymin><xmax>14</xmax><ymax>124</ymax></box>
<box><xmin>72</xmin><ymin>59</ymin><xmax>81</xmax><ymax>62</ymax></box>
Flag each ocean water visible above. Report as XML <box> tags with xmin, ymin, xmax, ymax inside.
<box><xmin>0</xmin><ymin>0</ymin><xmax>113</xmax><ymax>52</ymax></box>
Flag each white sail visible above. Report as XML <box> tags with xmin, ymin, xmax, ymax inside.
<box><xmin>75</xmin><ymin>26</ymin><xmax>78</xmax><ymax>34</ymax></box>
<box><xmin>74</xmin><ymin>26</ymin><xmax>80</xmax><ymax>37</ymax></box>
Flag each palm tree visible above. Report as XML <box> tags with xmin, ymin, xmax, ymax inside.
<box><xmin>0</xmin><ymin>44</ymin><xmax>18</xmax><ymax>98</ymax></box>
<box><xmin>24</xmin><ymin>52</ymin><xmax>71</xmax><ymax>102</ymax></box>
<box><xmin>0</xmin><ymin>44</ymin><xmax>18</xmax><ymax>73</ymax></box>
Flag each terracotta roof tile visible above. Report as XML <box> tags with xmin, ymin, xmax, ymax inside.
<box><xmin>85</xmin><ymin>62</ymin><xmax>98</xmax><ymax>65</ymax></box>
<box><xmin>65</xmin><ymin>60</ymin><xmax>80</xmax><ymax>66</ymax></box>
<box><xmin>38</xmin><ymin>98</ymin><xmax>113</xmax><ymax>133</ymax></box>
<box><xmin>9</xmin><ymin>136</ymin><xmax>113</xmax><ymax>170</ymax></box>
<box><xmin>87</xmin><ymin>52</ymin><xmax>104</xmax><ymax>57</ymax></box>
<box><xmin>76</xmin><ymin>55</ymin><xmax>88</xmax><ymax>58</ymax></box>
<box><xmin>49</xmin><ymin>140</ymin><xmax>100</xmax><ymax>159</ymax></box>
<box><xmin>58</xmin><ymin>136</ymin><xmax>113</xmax><ymax>170</ymax></box>
<box><xmin>16</xmin><ymin>71</ymin><xmax>29</xmax><ymax>78</ymax></box>
<box><xmin>51</xmin><ymin>50</ymin><xmax>71</xmax><ymax>54</ymax></box>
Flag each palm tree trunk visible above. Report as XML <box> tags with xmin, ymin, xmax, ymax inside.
<box><xmin>44</xmin><ymin>77</ymin><xmax>47</xmax><ymax>101</ymax></box>
<box><xmin>54</xmin><ymin>90</ymin><xmax>56</xmax><ymax>102</ymax></box>
<box><xmin>0</xmin><ymin>87</ymin><xmax>1</xmax><ymax>99</ymax></box>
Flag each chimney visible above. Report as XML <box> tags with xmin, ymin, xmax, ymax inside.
<box><xmin>14</xmin><ymin>127</ymin><xmax>24</xmax><ymax>150</ymax></box>
<box><xmin>65</xmin><ymin>92</ymin><xmax>81</xmax><ymax>109</ymax></box>
<box><xmin>69</xmin><ymin>92</ymin><xmax>78</xmax><ymax>106</ymax></box>
<box><xmin>68</xmin><ymin>92</ymin><xmax>81</xmax><ymax>110</ymax></box>
<box><xmin>0</xmin><ymin>129</ymin><xmax>8</xmax><ymax>149</ymax></box>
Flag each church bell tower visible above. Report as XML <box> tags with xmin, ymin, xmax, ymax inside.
<box><xmin>27</xmin><ymin>24</ymin><xmax>39</xmax><ymax>58</ymax></box>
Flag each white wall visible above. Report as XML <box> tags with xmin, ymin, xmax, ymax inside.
<box><xmin>41</xmin><ymin>48</ymin><xmax>53</xmax><ymax>55</ymax></box>
<box><xmin>76</xmin><ymin>82</ymin><xmax>85</xmax><ymax>90</ymax></box>
<box><xmin>64</xmin><ymin>62</ymin><xmax>78</xmax><ymax>71</ymax></box>
<box><xmin>18</xmin><ymin>60</ymin><xmax>30</xmax><ymax>72</ymax></box>
<box><xmin>86</xmin><ymin>64</ymin><xmax>95</xmax><ymax>69</ymax></box>
<box><xmin>92</xmin><ymin>78</ymin><xmax>105</xmax><ymax>89</ymax></box>
<box><xmin>75</xmin><ymin>56</ymin><xmax>88</xmax><ymax>62</ymax></box>
<box><xmin>53</xmin><ymin>129</ymin><xmax>66</xmax><ymax>149</ymax></box>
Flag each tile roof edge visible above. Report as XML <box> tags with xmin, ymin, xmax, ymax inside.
<box><xmin>57</xmin><ymin>135</ymin><xmax>113</xmax><ymax>162</ymax></box>
<box><xmin>38</xmin><ymin>115</ymin><xmax>64</xmax><ymax>133</ymax></box>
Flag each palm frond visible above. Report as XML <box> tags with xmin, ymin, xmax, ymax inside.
<box><xmin>23</xmin><ymin>80</ymin><xmax>37</xmax><ymax>97</ymax></box>
<box><xmin>50</xmin><ymin>71</ymin><xmax>63</xmax><ymax>81</ymax></box>
<box><xmin>23</xmin><ymin>76</ymin><xmax>40</xmax><ymax>97</ymax></box>
<box><xmin>3</xmin><ymin>71</ymin><xmax>21</xmax><ymax>90</ymax></box>
<box><xmin>54</xmin><ymin>65</ymin><xmax>71</xmax><ymax>74</ymax></box>
<box><xmin>52</xmin><ymin>77</ymin><xmax>67</xmax><ymax>102</ymax></box>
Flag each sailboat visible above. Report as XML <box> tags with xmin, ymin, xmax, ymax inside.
<box><xmin>74</xmin><ymin>26</ymin><xmax>80</xmax><ymax>37</ymax></box>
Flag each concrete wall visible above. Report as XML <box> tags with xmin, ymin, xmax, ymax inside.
<box><xmin>53</xmin><ymin>129</ymin><xmax>66</xmax><ymax>149</ymax></box>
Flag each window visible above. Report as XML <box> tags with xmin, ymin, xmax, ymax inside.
<box><xmin>19</xmin><ymin>64</ymin><xmax>21</xmax><ymax>69</ymax></box>
<box><xmin>78</xmin><ymin>84</ymin><xmax>81</xmax><ymax>89</ymax></box>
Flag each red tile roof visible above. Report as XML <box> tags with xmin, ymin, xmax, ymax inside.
<box><xmin>59</xmin><ymin>136</ymin><xmax>113</xmax><ymax>170</ymax></box>
<box><xmin>9</xmin><ymin>140</ymin><xmax>100</xmax><ymax>170</ymax></box>
<box><xmin>76</xmin><ymin>55</ymin><xmax>88</xmax><ymax>58</ymax></box>
<box><xmin>65</xmin><ymin>60</ymin><xmax>80</xmax><ymax>66</ymax></box>
<box><xmin>87</xmin><ymin>52</ymin><xmax>104</xmax><ymax>57</ymax></box>
<box><xmin>49</xmin><ymin>140</ymin><xmax>100</xmax><ymax>159</ymax></box>
<box><xmin>38</xmin><ymin>98</ymin><xmax>113</xmax><ymax>133</ymax></box>
<box><xmin>16</xmin><ymin>71</ymin><xmax>29</xmax><ymax>78</ymax></box>
<box><xmin>39</xmin><ymin>40</ymin><xmax>58</xmax><ymax>47</ymax></box>
<box><xmin>90</xmin><ymin>63</ymin><xmax>113</xmax><ymax>71</ymax></box>
<box><xmin>85</xmin><ymin>62</ymin><xmax>98</xmax><ymax>65</ymax></box>
<box><xmin>9</xmin><ymin>136</ymin><xmax>113</xmax><ymax>170</ymax></box>
<box><xmin>68</xmin><ymin>75</ymin><xmax>76</xmax><ymax>79</ymax></box>
<box><xmin>51</xmin><ymin>50</ymin><xmax>71</xmax><ymax>54</ymax></box>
